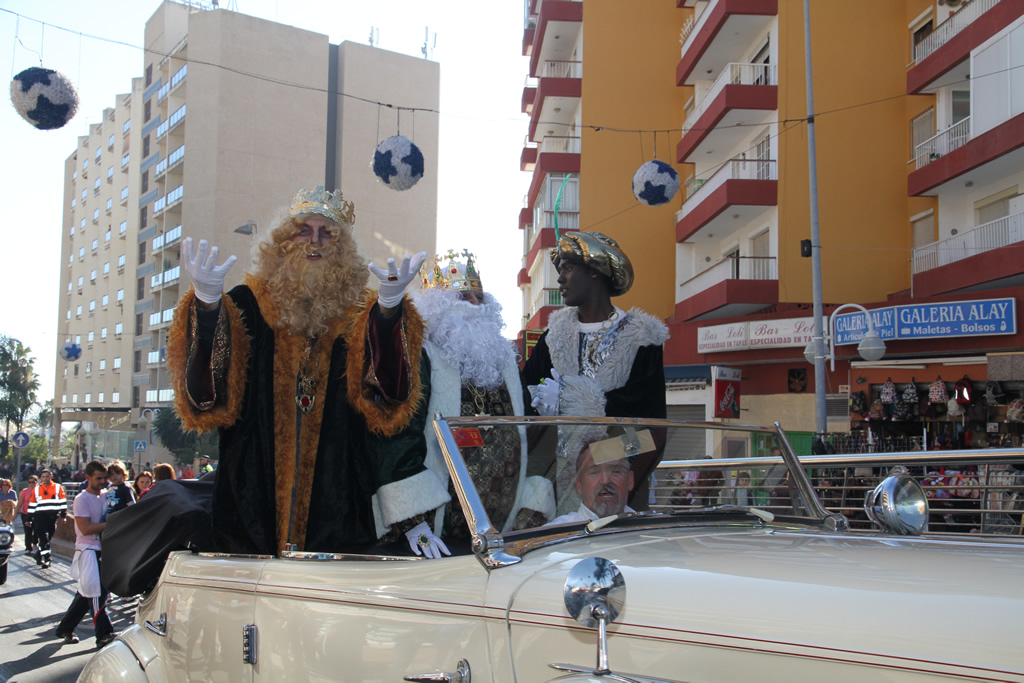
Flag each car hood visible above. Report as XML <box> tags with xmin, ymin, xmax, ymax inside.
<box><xmin>495</xmin><ymin>524</ymin><xmax>1024</xmax><ymax>679</ymax></box>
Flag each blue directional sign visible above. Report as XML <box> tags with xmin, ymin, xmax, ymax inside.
<box><xmin>11</xmin><ymin>431</ymin><xmax>30</xmax><ymax>448</ymax></box>
<box><xmin>835</xmin><ymin>297</ymin><xmax>1016</xmax><ymax>345</ymax></box>
<box><xmin>135</xmin><ymin>440</ymin><xmax>148</xmax><ymax>453</ymax></box>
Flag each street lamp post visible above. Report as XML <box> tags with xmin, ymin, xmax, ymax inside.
<box><xmin>137</xmin><ymin>408</ymin><xmax>160</xmax><ymax>472</ymax></box>
<box><xmin>805</xmin><ymin>303</ymin><xmax>887</xmax><ymax>430</ymax></box>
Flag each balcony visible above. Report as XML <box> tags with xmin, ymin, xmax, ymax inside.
<box><xmin>675</xmin><ymin>255</ymin><xmax>778</xmax><ymax>321</ymax></box>
<box><xmin>912</xmin><ymin>210</ymin><xmax>1024</xmax><ymax>297</ymax></box>
<box><xmin>528</xmin><ymin>0</ymin><xmax>583</xmax><ymax>80</ymax></box>
<box><xmin>528</xmin><ymin>60</ymin><xmax>582</xmax><ymax>142</ymax></box>
<box><xmin>151</xmin><ymin>266</ymin><xmax>181</xmax><ymax>292</ymax></box>
<box><xmin>676</xmin><ymin>158</ymin><xmax>777</xmax><ymax>242</ymax></box>
<box><xmin>524</xmin><ymin>288</ymin><xmax>564</xmax><ymax>331</ymax></box>
<box><xmin>677</xmin><ymin>62</ymin><xmax>777</xmax><ymax>165</ymax></box>
<box><xmin>908</xmin><ymin>0</ymin><xmax>1023</xmax><ymax>94</ymax></box>
<box><xmin>526</xmin><ymin>152</ymin><xmax>580</xmax><ymax>214</ymax></box>
<box><xmin>908</xmin><ymin>114</ymin><xmax>1024</xmax><ymax>196</ymax></box>
<box><xmin>523</xmin><ymin>226</ymin><xmax>559</xmax><ymax>275</ymax></box>
<box><xmin>677</xmin><ymin>0</ymin><xmax>778</xmax><ymax>87</ymax></box>
<box><xmin>521</xmin><ymin>138</ymin><xmax>538</xmax><ymax>172</ymax></box>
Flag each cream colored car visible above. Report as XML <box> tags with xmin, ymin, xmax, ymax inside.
<box><xmin>80</xmin><ymin>418</ymin><xmax>1024</xmax><ymax>682</ymax></box>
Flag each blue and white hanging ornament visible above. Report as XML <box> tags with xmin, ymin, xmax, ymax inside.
<box><xmin>372</xmin><ymin>135</ymin><xmax>424</xmax><ymax>191</ymax></box>
<box><xmin>59</xmin><ymin>341</ymin><xmax>82</xmax><ymax>362</ymax></box>
<box><xmin>10</xmin><ymin>67</ymin><xmax>79</xmax><ymax>130</ymax></box>
<box><xmin>632</xmin><ymin>159</ymin><xmax>679</xmax><ymax>207</ymax></box>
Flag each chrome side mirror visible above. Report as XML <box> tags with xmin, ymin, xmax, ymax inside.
<box><xmin>550</xmin><ymin>557</ymin><xmax>625</xmax><ymax>678</ymax></box>
<box><xmin>864</xmin><ymin>466</ymin><xmax>929</xmax><ymax>535</ymax></box>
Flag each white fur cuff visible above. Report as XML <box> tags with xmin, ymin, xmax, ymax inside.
<box><xmin>377</xmin><ymin>469</ymin><xmax>452</xmax><ymax>527</ymax></box>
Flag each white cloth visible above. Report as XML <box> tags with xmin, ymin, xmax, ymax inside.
<box><xmin>70</xmin><ymin>548</ymin><xmax>101</xmax><ymax>598</ymax></box>
<box><xmin>73</xmin><ymin>490</ymin><xmax>107</xmax><ymax>551</ymax></box>
<box><xmin>548</xmin><ymin>503</ymin><xmax>635</xmax><ymax>526</ymax></box>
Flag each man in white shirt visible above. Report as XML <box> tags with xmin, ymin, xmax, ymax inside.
<box><xmin>55</xmin><ymin>461</ymin><xmax>117</xmax><ymax>648</ymax></box>
<box><xmin>549</xmin><ymin>444</ymin><xmax>635</xmax><ymax>525</ymax></box>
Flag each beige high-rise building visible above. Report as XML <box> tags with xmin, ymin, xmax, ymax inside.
<box><xmin>54</xmin><ymin>0</ymin><xmax>439</xmax><ymax>466</ymax></box>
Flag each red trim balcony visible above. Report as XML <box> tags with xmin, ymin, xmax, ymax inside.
<box><xmin>529</xmin><ymin>0</ymin><xmax>583</xmax><ymax>79</ymax></box>
<box><xmin>908</xmin><ymin>0</ymin><xmax>1024</xmax><ymax>94</ymax></box>
<box><xmin>521</xmin><ymin>144</ymin><xmax>538</xmax><ymax>172</ymax></box>
<box><xmin>524</xmin><ymin>227</ymin><xmax>558</xmax><ymax>274</ymax></box>
<box><xmin>528</xmin><ymin>62</ymin><xmax>582</xmax><ymax>142</ymax></box>
<box><xmin>677</xmin><ymin>0</ymin><xmax>777</xmax><ymax>87</ymax></box>
<box><xmin>522</xmin><ymin>86</ymin><xmax>537</xmax><ymax>114</ymax></box>
<box><xmin>519</xmin><ymin>207</ymin><xmax>532</xmax><ymax>231</ymax></box>
<box><xmin>517</xmin><ymin>267</ymin><xmax>531</xmax><ymax>287</ymax></box>
<box><xmin>912</xmin><ymin>211</ymin><xmax>1024</xmax><ymax>297</ymax></box>
<box><xmin>909</xmin><ymin>113</ymin><xmax>1024</xmax><ymax>196</ymax></box>
<box><xmin>676</xmin><ymin>64</ymin><xmax>777</xmax><ymax>164</ymax></box>
<box><xmin>526</xmin><ymin>140</ymin><xmax>581</xmax><ymax>211</ymax></box>
<box><xmin>522</xmin><ymin>27</ymin><xmax>535</xmax><ymax>58</ymax></box>
<box><xmin>676</xmin><ymin>159</ymin><xmax>777</xmax><ymax>242</ymax></box>
<box><xmin>674</xmin><ymin>256</ymin><xmax>779</xmax><ymax>322</ymax></box>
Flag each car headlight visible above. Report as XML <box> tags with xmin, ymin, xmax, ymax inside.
<box><xmin>864</xmin><ymin>466</ymin><xmax>929</xmax><ymax>535</ymax></box>
<box><xmin>0</xmin><ymin>531</ymin><xmax>14</xmax><ymax>547</ymax></box>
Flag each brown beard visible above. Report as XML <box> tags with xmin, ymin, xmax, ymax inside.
<box><xmin>255</xmin><ymin>218</ymin><xmax>369</xmax><ymax>337</ymax></box>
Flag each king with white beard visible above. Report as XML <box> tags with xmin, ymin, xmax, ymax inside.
<box><xmin>415</xmin><ymin>252</ymin><xmax>555</xmax><ymax>537</ymax></box>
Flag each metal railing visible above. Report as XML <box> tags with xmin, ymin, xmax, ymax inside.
<box><xmin>680</xmin><ymin>0</ymin><xmax>715</xmax><ymax>58</ymax></box>
<box><xmin>541</xmin><ymin>60</ymin><xmax>581</xmax><ymax>79</ymax></box>
<box><xmin>681</xmin><ymin>158</ymin><xmax>777</xmax><ymax>206</ymax></box>
<box><xmin>912</xmin><ymin>209</ymin><xmax>1024</xmax><ymax>273</ymax></box>
<box><xmin>914</xmin><ymin>116</ymin><xmax>971</xmax><ymax>169</ymax></box>
<box><xmin>913</xmin><ymin>0</ymin><xmax>1000</xmax><ymax>64</ymax></box>
<box><xmin>653</xmin><ymin>448</ymin><xmax>1024</xmax><ymax>537</ymax></box>
<box><xmin>683</xmin><ymin>63</ymin><xmax>777</xmax><ymax>134</ymax></box>
<box><xmin>540</xmin><ymin>136</ymin><xmax>581</xmax><ymax>154</ymax></box>
<box><xmin>678</xmin><ymin>256</ymin><xmax>777</xmax><ymax>302</ymax></box>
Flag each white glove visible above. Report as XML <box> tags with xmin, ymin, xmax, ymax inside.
<box><xmin>405</xmin><ymin>521</ymin><xmax>450</xmax><ymax>560</ymax></box>
<box><xmin>183</xmin><ymin>237</ymin><xmax>237</xmax><ymax>304</ymax></box>
<box><xmin>529</xmin><ymin>368</ymin><xmax>561</xmax><ymax>416</ymax></box>
<box><xmin>368</xmin><ymin>252</ymin><xmax>428</xmax><ymax>309</ymax></box>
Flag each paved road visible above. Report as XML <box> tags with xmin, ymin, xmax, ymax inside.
<box><xmin>0</xmin><ymin>525</ymin><xmax>137</xmax><ymax>683</ymax></box>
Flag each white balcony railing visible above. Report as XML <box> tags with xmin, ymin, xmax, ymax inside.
<box><xmin>678</xmin><ymin>256</ymin><xmax>777</xmax><ymax>302</ymax></box>
<box><xmin>680</xmin><ymin>0</ymin><xmax>716</xmax><ymax>59</ymax></box>
<box><xmin>165</xmin><ymin>224</ymin><xmax>182</xmax><ymax>245</ymax></box>
<box><xmin>540</xmin><ymin>136</ymin><xmax>581</xmax><ymax>154</ymax></box>
<box><xmin>528</xmin><ymin>288</ymin><xmax>564</xmax><ymax>320</ymax></box>
<box><xmin>914</xmin><ymin>116</ymin><xmax>971</xmax><ymax>169</ymax></box>
<box><xmin>681</xmin><ymin>158</ymin><xmax>777</xmax><ymax>209</ymax></box>
<box><xmin>683</xmin><ymin>62</ymin><xmax>777</xmax><ymax>134</ymax></box>
<box><xmin>541</xmin><ymin>60</ymin><xmax>582</xmax><ymax>79</ymax></box>
<box><xmin>912</xmin><ymin>210</ymin><xmax>1024</xmax><ymax>274</ymax></box>
<box><xmin>913</xmin><ymin>0</ymin><xmax>1001</xmax><ymax>64</ymax></box>
<box><xmin>171</xmin><ymin>63</ymin><xmax>188</xmax><ymax>90</ymax></box>
<box><xmin>155</xmin><ymin>157</ymin><xmax>168</xmax><ymax>178</ymax></box>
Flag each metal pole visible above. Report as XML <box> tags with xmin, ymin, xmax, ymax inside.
<box><xmin>804</xmin><ymin>0</ymin><xmax>827</xmax><ymax>436</ymax></box>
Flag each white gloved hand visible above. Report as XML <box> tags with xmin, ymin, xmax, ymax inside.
<box><xmin>529</xmin><ymin>368</ymin><xmax>561</xmax><ymax>416</ymax></box>
<box><xmin>405</xmin><ymin>521</ymin><xmax>450</xmax><ymax>560</ymax></box>
<box><xmin>183</xmin><ymin>237</ymin><xmax>237</xmax><ymax>305</ymax></box>
<box><xmin>368</xmin><ymin>252</ymin><xmax>428</xmax><ymax>309</ymax></box>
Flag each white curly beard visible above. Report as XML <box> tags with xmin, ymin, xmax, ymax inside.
<box><xmin>414</xmin><ymin>288</ymin><xmax>517</xmax><ymax>390</ymax></box>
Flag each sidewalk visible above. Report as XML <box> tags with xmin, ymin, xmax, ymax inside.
<box><xmin>0</xmin><ymin>523</ymin><xmax>137</xmax><ymax>682</ymax></box>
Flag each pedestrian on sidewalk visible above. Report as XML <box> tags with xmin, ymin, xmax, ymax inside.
<box><xmin>27</xmin><ymin>470</ymin><xmax>67</xmax><ymax>568</ymax></box>
<box><xmin>17</xmin><ymin>475</ymin><xmax>38</xmax><ymax>555</ymax></box>
<box><xmin>56</xmin><ymin>460</ymin><xmax>117</xmax><ymax>648</ymax></box>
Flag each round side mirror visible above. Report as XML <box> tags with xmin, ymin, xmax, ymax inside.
<box><xmin>864</xmin><ymin>466</ymin><xmax>929</xmax><ymax>535</ymax></box>
<box><xmin>563</xmin><ymin>557</ymin><xmax>625</xmax><ymax>628</ymax></box>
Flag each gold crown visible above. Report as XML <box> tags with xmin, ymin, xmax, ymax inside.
<box><xmin>420</xmin><ymin>249</ymin><xmax>483</xmax><ymax>292</ymax></box>
<box><xmin>289</xmin><ymin>185</ymin><xmax>355</xmax><ymax>225</ymax></box>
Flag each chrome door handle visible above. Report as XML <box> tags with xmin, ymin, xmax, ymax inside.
<box><xmin>404</xmin><ymin>658</ymin><xmax>470</xmax><ymax>682</ymax></box>
<box><xmin>144</xmin><ymin>612</ymin><xmax>167</xmax><ymax>637</ymax></box>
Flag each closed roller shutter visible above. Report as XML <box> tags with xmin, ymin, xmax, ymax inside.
<box><xmin>663</xmin><ymin>405</ymin><xmax>707</xmax><ymax>461</ymax></box>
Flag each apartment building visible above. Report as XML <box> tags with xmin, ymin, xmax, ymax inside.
<box><xmin>518</xmin><ymin>0</ymin><xmax>1024</xmax><ymax>445</ymax></box>
<box><xmin>55</xmin><ymin>0</ymin><xmax>439</xmax><ymax>465</ymax></box>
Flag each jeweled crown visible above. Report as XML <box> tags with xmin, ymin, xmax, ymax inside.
<box><xmin>420</xmin><ymin>249</ymin><xmax>483</xmax><ymax>292</ymax></box>
<box><xmin>289</xmin><ymin>185</ymin><xmax>355</xmax><ymax>225</ymax></box>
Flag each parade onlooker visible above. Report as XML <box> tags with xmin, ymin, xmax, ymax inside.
<box><xmin>55</xmin><ymin>461</ymin><xmax>116</xmax><ymax>648</ymax></box>
<box><xmin>28</xmin><ymin>469</ymin><xmax>67</xmax><ymax>569</ymax></box>
<box><xmin>138</xmin><ymin>464</ymin><xmax>175</xmax><ymax>500</ymax></box>
<box><xmin>180</xmin><ymin>463</ymin><xmax>196</xmax><ymax>480</ymax></box>
<box><xmin>0</xmin><ymin>479</ymin><xmax>17</xmax><ymax>525</ymax></box>
<box><xmin>104</xmin><ymin>462</ymin><xmax>136</xmax><ymax>516</ymax></box>
<box><xmin>198</xmin><ymin>455</ymin><xmax>214</xmax><ymax>476</ymax></box>
<box><xmin>132</xmin><ymin>472</ymin><xmax>153</xmax><ymax>500</ymax></box>
<box><xmin>18</xmin><ymin>475</ymin><xmax>38</xmax><ymax>555</ymax></box>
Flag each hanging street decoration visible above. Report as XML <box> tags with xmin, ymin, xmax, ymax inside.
<box><xmin>59</xmin><ymin>341</ymin><xmax>83</xmax><ymax>361</ymax></box>
<box><xmin>632</xmin><ymin>159</ymin><xmax>679</xmax><ymax>207</ymax></box>
<box><xmin>10</xmin><ymin>67</ymin><xmax>80</xmax><ymax>130</ymax></box>
<box><xmin>372</xmin><ymin>135</ymin><xmax>424</xmax><ymax>191</ymax></box>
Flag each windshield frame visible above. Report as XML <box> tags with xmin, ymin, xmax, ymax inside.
<box><xmin>433</xmin><ymin>415</ymin><xmax>844</xmax><ymax>569</ymax></box>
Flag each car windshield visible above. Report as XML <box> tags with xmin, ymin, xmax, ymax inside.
<box><xmin>434</xmin><ymin>417</ymin><xmax>825</xmax><ymax>545</ymax></box>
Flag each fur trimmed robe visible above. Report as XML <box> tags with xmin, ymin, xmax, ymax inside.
<box><xmin>521</xmin><ymin>306</ymin><xmax>669</xmax><ymax>514</ymax></box>
<box><xmin>419</xmin><ymin>339</ymin><xmax>555</xmax><ymax>535</ymax></box>
<box><xmin>167</xmin><ymin>276</ymin><xmax>449</xmax><ymax>555</ymax></box>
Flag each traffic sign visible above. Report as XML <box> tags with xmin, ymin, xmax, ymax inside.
<box><xmin>135</xmin><ymin>440</ymin><xmax>148</xmax><ymax>453</ymax></box>
<box><xmin>12</xmin><ymin>431</ymin><xmax>30</xmax><ymax>448</ymax></box>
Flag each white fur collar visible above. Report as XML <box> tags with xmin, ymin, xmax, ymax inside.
<box><xmin>546</xmin><ymin>306</ymin><xmax>669</xmax><ymax>392</ymax></box>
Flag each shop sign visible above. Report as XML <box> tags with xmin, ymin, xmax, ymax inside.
<box><xmin>748</xmin><ymin>317</ymin><xmax>816</xmax><ymax>349</ymax></box>
<box><xmin>834</xmin><ymin>297</ymin><xmax>1016</xmax><ymax>345</ymax></box>
<box><xmin>696</xmin><ymin>322</ymin><xmax>748</xmax><ymax>353</ymax></box>
<box><xmin>713</xmin><ymin>367</ymin><xmax>741</xmax><ymax>419</ymax></box>
<box><xmin>523</xmin><ymin>329</ymin><xmax>545</xmax><ymax>360</ymax></box>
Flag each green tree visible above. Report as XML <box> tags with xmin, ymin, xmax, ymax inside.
<box><xmin>0</xmin><ymin>336</ymin><xmax>39</xmax><ymax>456</ymax></box>
<box><xmin>152</xmin><ymin>408</ymin><xmax>219</xmax><ymax>465</ymax></box>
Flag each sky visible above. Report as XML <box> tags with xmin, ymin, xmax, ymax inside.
<box><xmin>0</xmin><ymin>0</ymin><xmax>532</xmax><ymax>406</ymax></box>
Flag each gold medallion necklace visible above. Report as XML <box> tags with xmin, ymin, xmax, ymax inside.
<box><xmin>296</xmin><ymin>337</ymin><xmax>321</xmax><ymax>414</ymax></box>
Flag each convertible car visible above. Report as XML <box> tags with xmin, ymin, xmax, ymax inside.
<box><xmin>80</xmin><ymin>418</ymin><xmax>1024</xmax><ymax>682</ymax></box>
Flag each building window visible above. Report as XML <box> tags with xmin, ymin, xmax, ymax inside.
<box><xmin>100</xmin><ymin>359</ymin><xmax>106</xmax><ymax>371</ymax></box>
<box><xmin>98</xmin><ymin>392</ymin><xmax>105</xmax><ymax>403</ymax></box>
<box><xmin>133</xmin><ymin>350</ymin><xmax>142</xmax><ymax>373</ymax></box>
<box><xmin>112</xmin><ymin>390</ymin><xmax>120</xmax><ymax>403</ymax></box>
<box><xmin>78</xmin><ymin>276</ymin><xmax>84</xmax><ymax>287</ymax></box>
<box><xmin>115</xmin><ymin>323</ymin><xmax>123</xmax><ymax>335</ymax></box>
<box><xmin>145</xmin><ymin>63</ymin><xmax>153</xmax><ymax>87</ymax></box>
<box><xmin>86</xmin><ymin>362</ymin><xmax>92</xmax><ymax>373</ymax></box>
<box><xmin>105</xmin><ymin>229</ymin><xmax>112</xmax><ymax>242</ymax></box>
<box><xmin>80</xmin><ymin>218</ymin><xmax>86</xmax><ymax>229</ymax></box>
<box><xmin>73</xmin><ymin>393</ymin><xmax>78</xmax><ymax>403</ymax></box>
<box><xmin>104</xmin><ymin>262</ymin><xmax>110</xmax><ymax>275</ymax></box>
<box><xmin>89</xmin><ymin>300</ymin><xmax>96</xmax><ymax>312</ymax></box>
<box><xmin>144</xmin><ymin>99</ymin><xmax>151</xmax><ymax>123</ymax></box>
<box><xmin>101</xmin><ymin>327</ymin><xmax>107</xmax><ymax>339</ymax></box>
<box><xmin>135</xmin><ymin>313</ymin><xmax>143</xmax><ymax>335</ymax></box>
<box><xmin>74</xmin><ymin>365</ymin><xmax>79</xmax><ymax>377</ymax></box>
<box><xmin>118</xmin><ymin>254</ymin><xmax>126</xmax><ymax>269</ymax></box>
<box><xmin>120</xmin><ymin>221</ymin><xmax>127</xmax><ymax>235</ymax></box>
<box><xmin>143</xmin><ymin>136</ymin><xmax>150</xmax><ymax>158</ymax></box>
<box><xmin>85</xmin><ymin>393</ymin><xmax>91</xmax><ymax>404</ymax></box>
<box><xmin>79</xmin><ymin>247</ymin><xmax>85</xmax><ymax>258</ymax></box>
<box><xmin>113</xmin><ymin>357</ymin><xmax>122</xmax><ymax>369</ymax></box>
<box><xmin>138</xmin><ymin>242</ymin><xmax>147</xmax><ymax>266</ymax></box>
<box><xmin>117</xmin><ymin>288</ymin><xmax>124</xmax><ymax>302</ymax></box>
<box><xmin>137</xmin><ymin>277</ymin><xmax>145</xmax><ymax>300</ymax></box>
<box><xmin>140</xmin><ymin>207</ymin><xmax>147</xmax><ymax>228</ymax></box>
<box><xmin>90</xmin><ymin>269</ymin><xmax>97</xmax><ymax>281</ymax></box>
<box><xmin>141</xmin><ymin>170</ymin><xmax>149</xmax><ymax>194</ymax></box>
<box><xmin>88</xmin><ymin>331</ymin><xmax>95</xmax><ymax>342</ymax></box>
<box><xmin>132</xmin><ymin>386</ymin><xmax>140</xmax><ymax>409</ymax></box>
<box><xmin>102</xmin><ymin>294</ymin><xmax>109</xmax><ymax>306</ymax></box>
<box><xmin>76</xmin><ymin>305</ymin><xmax>82</xmax><ymax>317</ymax></box>
<box><xmin>75</xmin><ymin>335</ymin><xmax>81</xmax><ymax>344</ymax></box>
